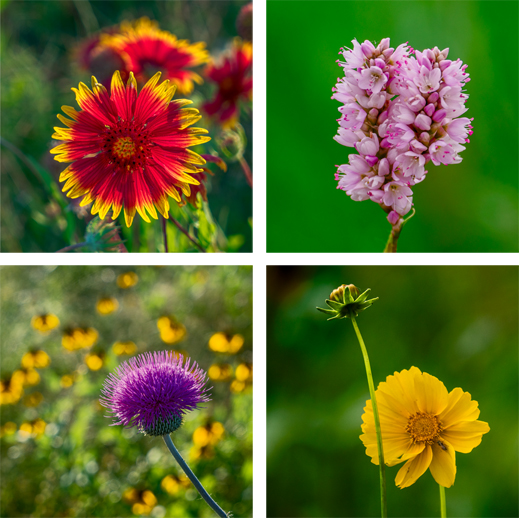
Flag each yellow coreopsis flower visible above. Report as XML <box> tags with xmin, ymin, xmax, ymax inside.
<box><xmin>360</xmin><ymin>366</ymin><xmax>490</xmax><ymax>489</ymax></box>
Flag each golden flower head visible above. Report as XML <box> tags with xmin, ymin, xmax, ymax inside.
<box><xmin>62</xmin><ymin>327</ymin><xmax>99</xmax><ymax>351</ymax></box>
<box><xmin>117</xmin><ymin>271</ymin><xmax>138</xmax><ymax>288</ymax></box>
<box><xmin>208</xmin><ymin>363</ymin><xmax>233</xmax><ymax>381</ymax></box>
<box><xmin>157</xmin><ymin>316</ymin><xmax>186</xmax><ymax>344</ymax></box>
<box><xmin>208</xmin><ymin>332</ymin><xmax>244</xmax><ymax>353</ymax></box>
<box><xmin>360</xmin><ymin>366</ymin><xmax>490</xmax><ymax>488</ymax></box>
<box><xmin>85</xmin><ymin>352</ymin><xmax>104</xmax><ymax>371</ymax></box>
<box><xmin>31</xmin><ymin>313</ymin><xmax>60</xmax><ymax>333</ymax></box>
<box><xmin>21</xmin><ymin>350</ymin><xmax>51</xmax><ymax>369</ymax></box>
<box><xmin>96</xmin><ymin>297</ymin><xmax>119</xmax><ymax>315</ymax></box>
<box><xmin>317</xmin><ymin>284</ymin><xmax>377</xmax><ymax>320</ymax></box>
<box><xmin>112</xmin><ymin>340</ymin><xmax>137</xmax><ymax>355</ymax></box>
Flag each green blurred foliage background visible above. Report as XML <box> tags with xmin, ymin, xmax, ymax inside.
<box><xmin>1</xmin><ymin>0</ymin><xmax>252</xmax><ymax>252</ymax></box>
<box><xmin>0</xmin><ymin>265</ymin><xmax>252</xmax><ymax>517</ymax></box>
<box><xmin>267</xmin><ymin>265</ymin><xmax>518</xmax><ymax>517</ymax></box>
<box><xmin>267</xmin><ymin>0</ymin><xmax>519</xmax><ymax>252</ymax></box>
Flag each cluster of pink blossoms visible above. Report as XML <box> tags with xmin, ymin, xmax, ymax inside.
<box><xmin>332</xmin><ymin>38</ymin><xmax>473</xmax><ymax>222</ymax></box>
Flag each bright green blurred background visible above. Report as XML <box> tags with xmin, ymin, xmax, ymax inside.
<box><xmin>1</xmin><ymin>0</ymin><xmax>252</xmax><ymax>252</ymax></box>
<box><xmin>0</xmin><ymin>266</ymin><xmax>252</xmax><ymax>517</ymax></box>
<box><xmin>267</xmin><ymin>265</ymin><xmax>518</xmax><ymax>517</ymax></box>
<box><xmin>267</xmin><ymin>1</ymin><xmax>519</xmax><ymax>252</ymax></box>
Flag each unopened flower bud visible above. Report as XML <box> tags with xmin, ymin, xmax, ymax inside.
<box><xmin>317</xmin><ymin>285</ymin><xmax>378</xmax><ymax>320</ymax></box>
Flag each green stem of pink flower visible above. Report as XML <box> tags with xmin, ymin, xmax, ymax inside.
<box><xmin>440</xmin><ymin>484</ymin><xmax>447</xmax><ymax>517</ymax></box>
<box><xmin>383</xmin><ymin>208</ymin><xmax>415</xmax><ymax>253</ymax></box>
<box><xmin>350</xmin><ymin>316</ymin><xmax>387</xmax><ymax>518</ymax></box>
<box><xmin>163</xmin><ymin>434</ymin><xmax>227</xmax><ymax>517</ymax></box>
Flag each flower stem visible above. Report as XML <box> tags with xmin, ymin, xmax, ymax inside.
<box><xmin>163</xmin><ymin>434</ymin><xmax>228</xmax><ymax>517</ymax></box>
<box><xmin>350</xmin><ymin>316</ymin><xmax>387</xmax><ymax>518</ymax></box>
<box><xmin>168</xmin><ymin>217</ymin><xmax>207</xmax><ymax>253</ymax></box>
<box><xmin>383</xmin><ymin>208</ymin><xmax>415</xmax><ymax>253</ymax></box>
<box><xmin>439</xmin><ymin>484</ymin><xmax>447</xmax><ymax>518</ymax></box>
<box><xmin>55</xmin><ymin>242</ymin><xmax>89</xmax><ymax>253</ymax></box>
<box><xmin>161</xmin><ymin>216</ymin><xmax>169</xmax><ymax>253</ymax></box>
<box><xmin>238</xmin><ymin>156</ymin><xmax>253</xmax><ymax>187</ymax></box>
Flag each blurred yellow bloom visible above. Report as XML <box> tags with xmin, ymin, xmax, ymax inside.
<box><xmin>2</xmin><ymin>422</ymin><xmax>17</xmax><ymax>435</ymax></box>
<box><xmin>85</xmin><ymin>353</ymin><xmax>104</xmax><ymax>371</ymax></box>
<box><xmin>161</xmin><ymin>474</ymin><xmax>190</xmax><ymax>495</ymax></box>
<box><xmin>62</xmin><ymin>327</ymin><xmax>99</xmax><ymax>351</ymax></box>
<box><xmin>113</xmin><ymin>341</ymin><xmax>137</xmax><ymax>355</ymax></box>
<box><xmin>125</xmin><ymin>488</ymin><xmax>156</xmax><ymax>516</ymax></box>
<box><xmin>0</xmin><ymin>376</ymin><xmax>23</xmax><ymax>405</ymax></box>
<box><xmin>96</xmin><ymin>297</ymin><xmax>119</xmax><ymax>315</ymax></box>
<box><xmin>31</xmin><ymin>313</ymin><xmax>60</xmax><ymax>333</ymax></box>
<box><xmin>21</xmin><ymin>350</ymin><xmax>51</xmax><ymax>369</ymax></box>
<box><xmin>12</xmin><ymin>368</ymin><xmax>40</xmax><ymax>387</ymax></box>
<box><xmin>157</xmin><ymin>316</ymin><xmax>186</xmax><ymax>344</ymax></box>
<box><xmin>23</xmin><ymin>392</ymin><xmax>43</xmax><ymax>407</ymax></box>
<box><xmin>235</xmin><ymin>363</ymin><xmax>253</xmax><ymax>382</ymax></box>
<box><xmin>60</xmin><ymin>375</ymin><xmax>74</xmax><ymax>388</ymax></box>
<box><xmin>193</xmin><ymin>421</ymin><xmax>225</xmax><ymax>447</ymax></box>
<box><xmin>230</xmin><ymin>380</ymin><xmax>246</xmax><ymax>393</ymax></box>
<box><xmin>117</xmin><ymin>271</ymin><xmax>138</xmax><ymax>288</ymax></box>
<box><xmin>208</xmin><ymin>332</ymin><xmax>244</xmax><ymax>353</ymax></box>
<box><xmin>208</xmin><ymin>363</ymin><xmax>233</xmax><ymax>381</ymax></box>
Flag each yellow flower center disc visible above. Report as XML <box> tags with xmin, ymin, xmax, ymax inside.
<box><xmin>113</xmin><ymin>136</ymin><xmax>137</xmax><ymax>160</ymax></box>
<box><xmin>405</xmin><ymin>412</ymin><xmax>444</xmax><ymax>443</ymax></box>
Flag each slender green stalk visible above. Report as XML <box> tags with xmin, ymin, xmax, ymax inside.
<box><xmin>350</xmin><ymin>316</ymin><xmax>387</xmax><ymax>518</ymax></box>
<box><xmin>161</xmin><ymin>216</ymin><xmax>169</xmax><ymax>253</ymax></box>
<box><xmin>163</xmin><ymin>434</ymin><xmax>227</xmax><ymax>517</ymax></box>
<box><xmin>439</xmin><ymin>484</ymin><xmax>446</xmax><ymax>518</ymax></box>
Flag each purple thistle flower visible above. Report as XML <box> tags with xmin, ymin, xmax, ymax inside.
<box><xmin>100</xmin><ymin>351</ymin><xmax>211</xmax><ymax>436</ymax></box>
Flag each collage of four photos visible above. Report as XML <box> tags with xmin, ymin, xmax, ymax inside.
<box><xmin>0</xmin><ymin>1</ymin><xmax>518</xmax><ymax>518</ymax></box>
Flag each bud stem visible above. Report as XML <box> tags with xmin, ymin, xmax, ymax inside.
<box><xmin>163</xmin><ymin>434</ymin><xmax>228</xmax><ymax>517</ymax></box>
<box><xmin>383</xmin><ymin>208</ymin><xmax>416</xmax><ymax>253</ymax></box>
<box><xmin>439</xmin><ymin>484</ymin><xmax>447</xmax><ymax>517</ymax></box>
<box><xmin>350</xmin><ymin>316</ymin><xmax>387</xmax><ymax>518</ymax></box>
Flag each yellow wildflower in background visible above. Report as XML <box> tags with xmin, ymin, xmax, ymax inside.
<box><xmin>85</xmin><ymin>353</ymin><xmax>104</xmax><ymax>371</ymax></box>
<box><xmin>360</xmin><ymin>366</ymin><xmax>490</xmax><ymax>488</ymax></box>
<box><xmin>96</xmin><ymin>297</ymin><xmax>119</xmax><ymax>315</ymax></box>
<box><xmin>23</xmin><ymin>392</ymin><xmax>43</xmax><ymax>407</ymax></box>
<box><xmin>112</xmin><ymin>341</ymin><xmax>137</xmax><ymax>355</ymax></box>
<box><xmin>0</xmin><ymin>376</ymin><xmax>24</xmax><ymax>405</ymax></box>
<box><xmin>157</xmin><ymin>316</ymin><xmax>186</xmax><ymax>344</ymax></box>
<box><xmin>31</xmin><ymin>314</ymin><xmax>60</xmax><ymax>333</ymax></box>
<box><xmin>161</xmin><ymin>474</ymin><xmax>190</xmax><ymax>495</ymax></box>
<box><xmin>231</xmin><ymin>362</ymin><xmax>252</xmax><ymax>393</ymax></box>
<box><xmin>21</xmin><ymin>350</ymin><xmax>51</xmax><ymax>369</ymax></box>
<box><xmin>117</xmin><ymin>272</ymin><xmax>138</xmax><ymax>289</ymax></box>
<box><xmin>208</xmin><ymin>332</ymin><xmax>244</xmax><ymax>353</ymax></box>
<box><xmin>62</xmin><ymin>327</ymin><xmax>99</xmax><ymax>350</ymax></box>
<box><xmin>208</xmin><ymin>363</ymin><xmax>233</xmax><ymax>381</ymax></box>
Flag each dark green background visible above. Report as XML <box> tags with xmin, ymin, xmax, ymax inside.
<box><xmin>267</xmin><ymin>265</ymin><xmax>518</xmax><ymax>517</ymax></box>
<box><xmin>267</xmin><ymin>1</ymin><xmax>519</xmax><ymax>252</ymax></box>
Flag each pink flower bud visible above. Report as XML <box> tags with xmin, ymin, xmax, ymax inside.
<box><xmin>387</xmin><ymin>210</ymin><xmax>400</xmax><ymax>225</ymax></box>
<box><xmin>428</xmin><ymin>92</ymin><xmax>439</xmax><ymax>103</ymax></box>
<box><xmin>432</xmin><ymin>108</ymin><xmax>447</xmax><ymax>123</ymax></box>
<box><xmin>424</xmin><ymin>104</ymin><xmax>436</xmax><ymax>117</ymax></box>
<box><xmin>414</xmin><ymin>113</ymin><xmax>432</xmax><ymax>131</ymax></box>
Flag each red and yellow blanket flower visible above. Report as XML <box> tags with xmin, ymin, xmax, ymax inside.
<box><xmin>99</xmin><ymin>17</ymin><xmax>209</xmax><ymax>95</ymax></box>
<box><xmin>51</xmin><ymin>71</ymin><xmax>210</xmax><ymax>227</ymax></box>
<box><xmin>360</xmin><ymin>366</ymin><xmax>489</xmax><ymax>488</ymax></box>
<box><xmin>203</xmin><ymin>39</ymin><xmax>252</xmax><ymax>128</ymax></box>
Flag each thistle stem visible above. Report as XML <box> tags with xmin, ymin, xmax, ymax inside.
<box><xmin>161</xmin><ymin>216</ymin><xmax>169</xmax><ymax>253</ymax></box>
<box><xmin>439</xmin><ymin>484</ymin><xmax>447</xmax><ymax>518</ymax></box>
<box><xmin>350</xmin><ymin>316</ymin><xmax>387</xmax><ymax>518</ymax></box>
<box><xmin>383</xmin><ymin>208</ymin><xmax>415</xmax><ymax>253</ymax></box>
<box><xmin>238</xmin><ymin>156</ymin><xmax>253</xmax><ymax>187</ymax></box>
<box><xmin>163</xmin><ymin>434</ymin><xmax>227</xmax><ymax>517</ymax></box>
